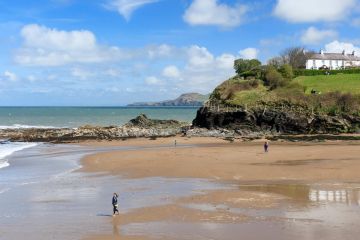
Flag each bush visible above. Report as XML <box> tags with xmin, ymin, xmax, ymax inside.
<box><xmin>312</xmin><ymin>92</ymin><xmax>360</xmax><ymax>114</ymax></box>
<box><xmin>279</xmin><ymin>64</ymin><xmax>294</xmax><ymax>80</ymax></box>
<box><xmin>265</xmin><ymin>66</ymin><xmax>289</xmax><ymax>90</ymax></box>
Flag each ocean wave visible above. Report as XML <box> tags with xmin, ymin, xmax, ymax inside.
<box><xmin>0</xmin><ymin>142</ymin><xmax>38</xmax><ymax>169</ymax></box>
<box><xmin>0</xmin><ymin>161</ymin><xmax>10</xmax><ymax>169</ymax></box>
<box><xmin>0</xmin><ymin>187</ymin><xmax>10</xmax><ymax>194</ymax></box>
<box><xmin>0</xmin><ymin>124</ymin><xmax>62</xmax><ymax>129</ymax></box>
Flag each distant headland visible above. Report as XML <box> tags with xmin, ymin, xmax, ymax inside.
<box><xmin>127</xmin><ymin>93</ymin><xmax>209</xmax><ymax>107</ymax></box>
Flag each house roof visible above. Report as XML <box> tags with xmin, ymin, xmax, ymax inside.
<box><xmin>308</xmin><ymin>53</ymin><xmax>360</xmax><ymax>61</ymax></box>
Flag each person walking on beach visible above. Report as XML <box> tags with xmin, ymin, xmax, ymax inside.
<box><xmin>264</xmin><ymin>141</ymin><xmax>269</xmax><ymax>153</ymax></box>
<box><xmin>112</xmin><ymin>193</ymin><xmax>119</xmax><ymax>216</ymax></box>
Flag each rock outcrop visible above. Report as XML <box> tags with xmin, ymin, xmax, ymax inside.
<box><xmin>193</xmin><ymin>107</ymin><xmax>360</xmax><ymax>135</ymax></box>
<box><xmin>0</xmin><ymin>114</ymin><xmax>188</xmax><ymax>143</ymax></box>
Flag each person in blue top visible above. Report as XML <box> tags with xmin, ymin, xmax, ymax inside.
<box><xmin>112</xmin><ymin>193</ymin><xmax>119</xmax><ymax>216</ymax></box>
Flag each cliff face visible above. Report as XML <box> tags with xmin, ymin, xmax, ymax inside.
<box><xmin>193</xmin><ymin>107</ymin><xmax>360</xmax><ymax>134</ymax></box>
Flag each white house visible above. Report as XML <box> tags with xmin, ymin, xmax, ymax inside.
<box><xmin>306</xmin><ymin>50</ymin><xmax>360</xmax><ymax>70</ymax></box>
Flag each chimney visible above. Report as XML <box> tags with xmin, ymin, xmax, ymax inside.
<box><xmin>342</xmin><ymin>50</ymin><xmax>346</xmax><ymax>55</ymax></box>
<box><xmin>319</xmin><ymin>49</ymin><xmax>324</xmax><ymax>55</ymax></box>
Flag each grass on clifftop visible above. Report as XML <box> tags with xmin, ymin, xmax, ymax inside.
<box><xmin>295</xmin><ymin>74</ymin><xmax>360</xmax><ymax>94</ymax></box>
<box><xmin>210</xmin><ymin>74</ymin><xmax>360</xmax><ymax>115</ymax></box>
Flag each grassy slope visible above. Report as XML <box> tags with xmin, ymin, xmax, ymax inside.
<box><xmin>295</xmin><ymin>74</ymin><xmax>360</xmax><ymax>94</ymax></box>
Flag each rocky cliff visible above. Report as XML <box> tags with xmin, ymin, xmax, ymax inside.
<box><xmin>193</xmin><ymin>106</ymin><xmax>360</xmax><ymax>135</ymax></box>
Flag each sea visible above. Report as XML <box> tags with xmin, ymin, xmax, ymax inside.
<box><xmin>0</xmin><ymin>106</ymin><xmax>199</xmax><ymax>170</ymax></box>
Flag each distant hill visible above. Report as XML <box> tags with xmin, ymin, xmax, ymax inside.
<box><xmin>128</xmin><ymin>93</ymin><xmax>209</xmax><ymax>107</ymax></box>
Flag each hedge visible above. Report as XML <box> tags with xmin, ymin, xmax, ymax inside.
<box><xmin>294</xmin><ymin>68</ymin><xmax>360</xmax><ymax>77</ymax></box>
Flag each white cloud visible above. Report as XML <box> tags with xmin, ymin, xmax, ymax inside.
<box><xmin>162</xmin><ymin>65</ymin><xmax>181</xmax><ymax>78</ymax></box>
<box><xmin>12</xmin><ymin>24</ymin><xmax>256</xmax><ymax>97</ymax></box>
<box><xmin>274</xmin><ymin>0</ymin><xmax>356</xmax><ymax>23</ymax></box>
<box><xmin>15</xmin><ymin>24</ymin><xmax>123</xmax><ymax>66</ymax></box>
<box><xmin>187</xmin><ymin>45</ymin><xmax>214</xmax><ymax>68</ymax></box>
<box><xmin>106</xmin><ymin>0</ymin><xmax>159</xmax><ymax>21</ymax></box>
<box><xmin>173</xmin><ymin>46</ymin><xmax>240</xmax><ymax>92</ymax></box>
<box><xmin>71</xmin><ymin>67</ymin><xmax>94</xmax><ymax>80</ymax></box>
<box><xmin>3</xmin><ymin>71</ymin><xmax>17</xmax><ymax>81</ymax></box>
<box><xmin>216</xmin><ymin>54</ymin><xmax>236</xmax><ymax>69</ymax></box>
<box><xmin>27</xmin><ymin>75</ymin><xmax>37</xmax><ymax>82</ymax></box>
<box><xmin>238</xmin><ymin>48</ymin><xmax>259</xmax><ymax>59</ymax></box>
<box><xmin>325</xmin><ymin>41</ymin><xmax>360</xmax><ymax>55</ymax></box>
<box><xmin>104</xmin><ymin>68</ymin><xmax>121</xmax><ymax>77</ymax></box>
<box><xmin>21</xmin><ymin>24</ymin><xmax>96</xmax><ymax>51</ymax></box>
<box><xmin>301</xmin><ymin>27</ymin><xmax>337</xmax><ymax>45</ymax></box>
<box><xmin>183</xmin><ymin>0</ymin><xmax>248</xmax><ymax>28</ymax></box>
<box><xmin>147</xmin><ymin>44</ymin><xmax>173</xmax><ymax>59</ymax></box>
<box><xmin>145</xmin><ymin>76</ymin><xmax>162</xmax><ymax>85</ymax></box>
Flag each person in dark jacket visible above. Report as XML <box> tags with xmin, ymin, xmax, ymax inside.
<box><xmin>264</xmin><ymin>141</ymin><xmax>269</xmax><ymax>153</ymax></box>
<box><xmin>112</xmin><ymin>193</ymin><xmax>119</xmax><ymax>216</ymax></box>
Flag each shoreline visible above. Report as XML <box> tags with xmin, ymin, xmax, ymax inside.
<box><xmin>2</xmin><ymin>137</ymin><xmax>360</xmax><ymax>240</ymax></box>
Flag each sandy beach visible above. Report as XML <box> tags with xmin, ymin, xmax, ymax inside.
<box><xmin>80</xmin><ymin>137</ymin><xmax>360</xmax><ymax>240</ymax></box>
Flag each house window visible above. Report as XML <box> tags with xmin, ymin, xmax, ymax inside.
<box><xmin>313</xmin><ymin>60</ymin><xmax>316</xmax><ymax>68</ymax></box>
<box><xmin>322</xmin><ymin>60</ymin><xmax>325</xmax><ymax>65</ymax></box>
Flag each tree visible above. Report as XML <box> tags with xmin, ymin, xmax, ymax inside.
<box><xmin>267</xmin><ymin>57</ymin><xmax>285</xmax><ymax>68</ymax></box>
<box><xmin>234</xmin><ymin>59</ymin><xmax>262</xmax><ymax>77</ymax></box>
<box><xmin>279</xmin><ymin>47</ymin><xmax>314</xmax><ymax>69</ymax></box>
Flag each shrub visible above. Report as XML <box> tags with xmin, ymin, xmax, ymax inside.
<box><xmin>279</xmin><ymin>64</ymin><xmax>294</xmax><ymax>80</ymax></box>
<box><xmin>265</xmin><ymin>66</ymin><xmax>289</xmax><ymax>90</ymax></box>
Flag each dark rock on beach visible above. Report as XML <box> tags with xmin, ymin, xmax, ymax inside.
<box><xmin>0</xmin><ymin>114</ymin><xmax>188</xmax><ymax>143</ymax></box>
<box><xmin>192</xmin><ymin>106</ymin><xmax>360</xmax><ymax>135</ymax></box>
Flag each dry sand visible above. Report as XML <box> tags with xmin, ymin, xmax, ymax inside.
<box><xmin>81</xmin><ymin>137</ymin><xmax>360</xmax><ymax>240</ymax></box>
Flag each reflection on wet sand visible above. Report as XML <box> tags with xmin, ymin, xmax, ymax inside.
<box><xmin>309</xmin><ymin>189</ymin><xmax>360</xmax><ymax>205</ymax></box>
<box><xmin>115</xmin><ymin>184</ymin><xmax>360</xmax><ymax>240</ymax></box>
<box><xmin>239</xmin><ymin>184</ymin><xmax>360</xmax><ymax>206</ymax></box>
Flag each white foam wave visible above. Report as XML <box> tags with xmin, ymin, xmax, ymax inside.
<box><xmin>0</xmin><ymin>142</ymin><xmax>38</xmax><ymax>169</ymax></box>
<box><xmin>0</xmin><ymin>161</ymin><xmax>10</xmax><ymax>169</ymax></box>
<box><xmin>0</xmin><ymin>187</ymin><xmax>10</xmax><ymax>194</ymax></box>
<box><xmin>0</xmin><ymin>124</ymin><xmax>61</xmax><ymax>129</ymax></box>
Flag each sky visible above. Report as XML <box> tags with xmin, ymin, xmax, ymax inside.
<box><xmin>0</xmin><ymin>0</ymin><xmax>360</xmax><ymax>106</ymax></box>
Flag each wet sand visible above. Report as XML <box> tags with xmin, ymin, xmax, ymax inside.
<box><xmin>82</xmin><ymin>137</ymin><xmax>360</xmax><ymax>182</ymax></box>
<box><xmin>81</xmin><ymin>137</ymin><xmax>360</xmax><ymax>240</ymax></box>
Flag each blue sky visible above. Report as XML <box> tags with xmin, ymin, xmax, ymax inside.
<box><xmin>0</xmin><ymin>0</ymin><xmax>360</xmax><ymax>106</ymax></box>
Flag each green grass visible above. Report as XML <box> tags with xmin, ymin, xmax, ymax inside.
<box><xmin>226</xmin><ymin>85</ymin><xmax>276</xmax><ymax>106</ymax></box>
<box><xmin>295</xmin><ymin>74</ymin><xmax>360</xmax><ymax>94</ymax></box>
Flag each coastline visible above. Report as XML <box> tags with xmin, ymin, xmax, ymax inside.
<box><xmin>1</xmin><ymin>136</ymin><xmax>360</xmax><ymax>240</ymax></box>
